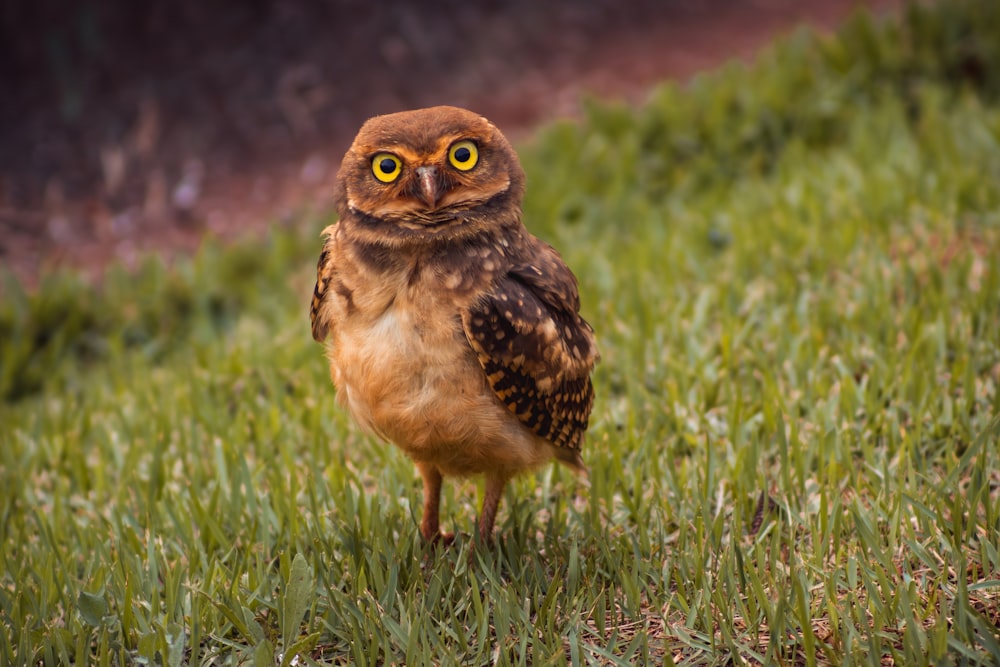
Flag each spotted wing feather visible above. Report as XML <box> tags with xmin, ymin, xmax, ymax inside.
<box><xmin>463</xmin><ymin>243</ymin><xmax>597</xmax><ymax>452</ymax></box>
<box><xmin>310</xmin><ymin>226</ymin><xmax>339</xmax><ymax>342</ymax></box>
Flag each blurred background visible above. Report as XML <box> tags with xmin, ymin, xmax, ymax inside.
<box><xmin>0</xmin><ymin>0</ymin><xmax>898</xmax><ymax>285</ymax></box>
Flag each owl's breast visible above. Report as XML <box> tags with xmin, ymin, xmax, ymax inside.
<box><xmin>330</xmin><ymin>276</ymin><xmax>478</xmax><ymax>427</ymax></box>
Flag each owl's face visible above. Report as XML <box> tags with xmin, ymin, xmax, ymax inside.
<box><xmin>334</xmin><ymin>106</ymin><xmax>525</xmax><ymax>241</ymax></box>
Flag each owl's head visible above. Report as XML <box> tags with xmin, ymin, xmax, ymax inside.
<box><xmin>334</xmin><ymin>106</ymin><xmax>525</xmax><ymax>241</ymax></box>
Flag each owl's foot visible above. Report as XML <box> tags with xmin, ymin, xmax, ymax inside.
<box><xmin>429</xmin><ymin>531</ymin><xmax>456</xmax><ymax>546</ymax></box>
<box><xmin>476</xmin><ymin>472</ymin><xmax>510</xmax><ymax>546</ymax></box>
<box><xmin>418</xmin><ymin>463</ymin><xmax>452</xmax><ymax>546</ymax></box>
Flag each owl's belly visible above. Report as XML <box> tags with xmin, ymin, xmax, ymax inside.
<box><xmin>329</xmin><ymin>303</ymin><xmax>551</xmax><ymax>476</ymax></box>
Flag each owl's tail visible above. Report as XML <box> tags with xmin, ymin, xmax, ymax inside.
<box><xmin>553</xmin><ymin>448</ymin><xmax>588</xmax><ymax>477</ymax></box>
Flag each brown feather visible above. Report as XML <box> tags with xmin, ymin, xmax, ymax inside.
<box><xmin>462</xmin><ymin>238</ymin><xmax>597</xmax><ymax>451</ymax></box>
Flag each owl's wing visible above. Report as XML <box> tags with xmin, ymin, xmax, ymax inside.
<box><xmin>462</xmin><ymin>240</ymin><xmax>598</xmax><ymax>455</ymax></box>
<box><xmin>310</xmin><ymin>226</ymin><xmax>339</xmax><ymax>341</ymax></box>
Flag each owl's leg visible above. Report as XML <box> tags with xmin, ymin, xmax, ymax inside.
<box><xmin>477</xmin><ymin>472</ymin><xmax>511</xmax><ymax>544</ymax></box>
<box><xmin>416</xmin><ymin>462</ymin><xmax>454</xmax><ymax>544</ymax></box>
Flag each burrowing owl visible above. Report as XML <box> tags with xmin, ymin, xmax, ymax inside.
<box><xmin>310</xmin><ymin>106</ymin><xmax>597</xmax><ymax>544</ymax></box>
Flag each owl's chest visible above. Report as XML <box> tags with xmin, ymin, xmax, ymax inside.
<box><xmin>327</xmin><ymin>265</ymin><xmax>490</xmax><ymax>440</ymax></box>
<box><xmin>341</xmin><ymin>287</ymin><xmax>465</xmax><ymax>376</ymax></box>
<box><xmin>336</xmin><ymin>261</ymin><xmax>469</xmax><ymax>350</ymax></box>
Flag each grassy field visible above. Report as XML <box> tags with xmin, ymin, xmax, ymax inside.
<box><xmin>3</xmin><ymin>2</ymin><xmax>1000</xmax><ymax>664</ymax></box>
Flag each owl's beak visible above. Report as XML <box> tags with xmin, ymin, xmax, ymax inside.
<box><xmin>415</xmin><ymin>166</ymin><xmax>440</xmax><ymax>209</ymax></box>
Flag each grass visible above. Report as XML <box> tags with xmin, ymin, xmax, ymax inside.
<box><xmin>3</xmin><ymin>1</ymin><xmax>1000</xmax><ymax>664</ymax></box>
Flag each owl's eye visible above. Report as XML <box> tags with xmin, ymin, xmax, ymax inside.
<box><xmin>372</xmin><ymin>153</ymin><xmax>402</xmax><ymax>183</ymax></box>
<box><xmin>448</xmin><ymin>140</ymin><xmax>479</xmax><ymax>171</ymax></box>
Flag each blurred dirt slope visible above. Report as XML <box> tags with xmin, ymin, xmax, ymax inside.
<box><xmin>0</xmin><ymin>0</ymin><xmax>898</xmax><ymax>284</ymax></box>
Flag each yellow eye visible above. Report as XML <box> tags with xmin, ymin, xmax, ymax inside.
<box><xmin>448</xmin><ymin>140</ymin><xmax>478</xmax><ymax>171</ymax></box>
<box><xmin>371</xmin><ymin>153</ymin><xmax>402</xmax><ymax>182</ymax></box>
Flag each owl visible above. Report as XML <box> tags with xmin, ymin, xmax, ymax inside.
<box><xmin>310</xmin><ymin>106</ymin><xmax>597</xmax><ymax>545</ymax></box>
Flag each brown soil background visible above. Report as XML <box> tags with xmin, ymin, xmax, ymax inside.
<box><xmin>0</xmin><ymin>0</ymin><xmax>900</xmax><ymax>286</ymax></box>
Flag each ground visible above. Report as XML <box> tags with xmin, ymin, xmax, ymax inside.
<box><xmin>0</xmin><ymin>0</ymin><xmax>899</xmax><ymax>286</ymax></box>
